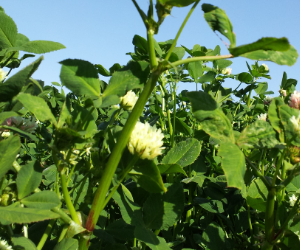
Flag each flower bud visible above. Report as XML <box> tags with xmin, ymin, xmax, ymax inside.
<box><xmin>262</xmin><ymin>63</ymin><xmax>269</xmax><ymax>71</ymax></box>
<box><xmin>257</xmin><ymin>113</ymin><xmax>267</xmax><ymax>121</ymax></box>
<box><xmin>120</xmin><ymin>90</ymin><xmax>138</xmax><ymax>111</ymax></box>
<box><xmin>221</xmin><ymin>68</ymin><xmax>232</xmax><ymax>75</ymax></box>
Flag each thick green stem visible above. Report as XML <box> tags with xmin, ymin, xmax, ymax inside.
<box><xmin>37</xmin><ymin>219</ymin><xmax>56</xmax><ymax>250</ymax></box>
<box><xmin>264</xmin><ymin>187</ymin><xmax>276</xmax><ymax>247</ymax></box>
<box><xmin>147</xmin><ymin>29</ymin><xmax>158</xmax><ymax>69</ymax></box>
<box><xmin>165</xmin><ymin>0</ymin><xmax>200</xmax><ymax>61</ymax></box>
<box><xmin>85</xmin><ymin>22</ymin><xmax>161</xmax><ymax>233</ymax></box>
<box><xmin>86</xmin><ymin>73</ymin><xmax>160</xmax><ymax>232</ymax></box>
<box><xmin>168</xmin><ymin>55</ymin><xmax>233</xmax><ymax>68</ymax></box>
<box><xmin>60</xmin><ymin>170</ymin><xmax>81</xmax><ymax>225</ymax></box>
<box><xmin>100</xmin><ymin>154</ymin><xmax>140</xmax><ymax>211</ymax></box>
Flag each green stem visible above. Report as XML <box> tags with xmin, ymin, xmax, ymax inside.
<box><xmin>86</xmin><ymin>73</ymin><xmax>161</xmax><ymax>232</ymax></box>
<box><xmin>168</xmin><ymin>55</ymin><xmax>233</xmax><ymax>68</ymax></box>
<box><xmin>66</xmin><ymin>164</ymin><xmax>76</xmax><ymax>186</ymax></box>
<box><xmin>131</xmin><ymin>0</ymin><xmax>148</xmax><ymax>27</ymax></box>
<box><xmin>245</xmin><ymin>157</ymin><xmax>271</xmax><ymax>189</ymax></box>
<box><xmin>247</xmin><ymin>89</ymin><xmax>252</xmax><ymax>107</ymax></box>
<box><xmin>60</xmin><ymin>170</ymin><xmax>81</xmax><ymax>225</ymax></box>
<box><xmin>165</xmin><ymin>0</ymin><xmax>200</xmax><ymax>61</ymax></box>
<box><xmin>37</xmin><ymin>219</ymin><xmax>56</xmax><ymax>250</ymax></box>
<box><xmin>147</xmin><ymin>29</ymin><xmax>158</xmax><ymax>69</ymax></box>
<box><xmin>100</xmin><ymin>154</ymin><xmax>140</xmax><ymax>211</ymax></box>
<box><xmin>78</xmin><ymin>236</ymin><xmax>89</xmax><ymax>250</ymax></box>
<box><xmin>264</xmin><ymin>187</ymin><xmax>276</xmax><ymax>247</ymax></box>
<box><xmin>51</xmin><ymin>207</ymin><xmax>73</xmax><ymax>225</ymax></box>
<box><xmin>58</xmin><ymin>224</ymin><xmax>69</xmax><ymax>243</ymax></box>
<box><xmin>247</xmin><ymin>203</ymin><xmax>253</xmax><ymax>242</ymax></box>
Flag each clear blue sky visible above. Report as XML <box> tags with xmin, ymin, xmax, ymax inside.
<box><xmin>1</xmin><ymin>1</ymin><xmax>300</xmax><ymax>96</ymax></box>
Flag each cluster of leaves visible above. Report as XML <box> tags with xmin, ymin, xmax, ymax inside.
<box><xmin>0</xmin><ymin>1</ymin><xmax>300</xmax><ymax>250</ymax></box>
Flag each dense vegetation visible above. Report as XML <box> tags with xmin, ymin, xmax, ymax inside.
<box><xmin>0</xmin><ymin>1</ymin><xmax>299</xmax><ymax>250</ymax></box>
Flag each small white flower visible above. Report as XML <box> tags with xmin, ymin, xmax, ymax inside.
<box><xmin>263</xmin><ymin>96</ymin><xmax>273</xmax><ymax>105</ymax></box>
<box><xmin>86</xmin><ymin>147</ymin><xmax>91</xmax><ymax>156</ymax></box>
<box><xmin>36</xmin><ymin>120</ymin><xmax>41</xmax><ymax>124</ymax></box>
<box><xmin>1</xmin><ymin>132</ymin><xmax>10</xmax><ymax>138</ymax></box>
<box><xmin>127</xmin><ymin>121</ymin><xmax>165</xmax><ymax>160</ymax></box>
<box><xmin>73</xmin><ymin>149</ymin><xmax>80</xmax><ymax>155</ymax></box>
<box><xmin>0</xmin><ymin>237</ymin><xmax>12</xmax><ymax>250</ymax></box>
<box><xmin>289</xmin><ymin>194</ymin><xmax>298</xmax><ymax>207</ymax></box>
<box><xmin>257</xmin><ymin>113</ymin><xmax>267</xmax><ymax>121</ymax></box>
<box><xmin>221</xmin><ymin>68</ymin><xmax>232</xmax><ymax>75</ymax></box>
<box><xmin>262</xmin><ymin>63</ymin><xmax>269</xmax><ymax>71</ymax></box>
<box><xmin>0</xmin><ymin>68</ymin><xmax>8</xmax><ymax>82</ymax></box>
<box><xmin>120</xmin><ymin>90</ymin><xmax>138</xmax><ymax>111</ymax></box>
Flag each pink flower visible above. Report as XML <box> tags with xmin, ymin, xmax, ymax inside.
<box><xmin>289</xmin><ymin>91</ymin><xmax>300</xmax><ymax>109</ymax></box>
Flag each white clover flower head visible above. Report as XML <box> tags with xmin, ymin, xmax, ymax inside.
<box><xmin>0</xmin><ymin>238</ymin><xmax>12</xmax><ymax>250</ymax></box>
<box><xmin>120</xmin><ymin>90</ymin><xmax>138</xmax><ymax>111</ymax></box>
<box><xmin>1</xmin><ymin>132</ymin><xmax>10</xmax><ymax>138</ymax></box>
<box><xmin>289</xmin><ymin>194</ymin><xmax>298</xmax><ymax>207</ymax></box>
<box><xmin>290</xmin><ymin>115</ymin><xmax>300</xmax><ymax>132</ymax></box>
<box><xmin>221</xmin><ymin>68</ymin><xmax>232</xmax><ymax>75</ymax></box>
<box><xmin>289</xmin><ymin>91</ymin><xmax>300</xmax><ymax>109</ymax></box>
<box><xmin>128</xmin><ymin>121</ymin><xmax>165</xmax><ymax>160</ymax></box>
<box><xmin>279</xmin><ymin>89</ymin><xmax>287</xmax><ymax>97</ymax></box>
<box><xmin>0</xmin><ymin>68</ymin><xmax>8</xmax><ymax>82</ymax></box>
<box><xmin>262</xmin><ymin>63</ymin><xmax>269</xmax><ymax>71</ymax></box>
<box><xmin>257</xmin><ymin>113</ymin><xmax>267</xmax><ymax>121</ymax></box>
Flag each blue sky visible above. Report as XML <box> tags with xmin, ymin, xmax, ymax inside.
<box><xmin>1</xmin><ymin>1</ymin><xmax>300</xmax><ymax>96</ymax></box>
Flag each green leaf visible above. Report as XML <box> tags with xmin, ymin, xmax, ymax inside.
<box><xmin>174</xmin><ymin>117</ymin><xmax>192</xmax><ymax>135</ymax></box>
<box><xmin>193</xmin><ymin>198</ymin><xmax>224</xmax><ymax>213</ymax></box>
<box><xmin>105</xmin><ymin>219</ymin><xmax>135</xmax><ymax>241</ymax></box>
<box><xmin>130</xmin><ymin>160</ymin><xmax>166</xmax><ymax>193</ymax></box>
<box><xmin>143</xmin><ymin>183</ymin><xmax>184</xmax><ymax>230</ymax></box>
<box><xmin>158</xmin><ymin>163</ymin><xmax>187</xmax><ymax>176</ymax></box>
<box><xmin>198</xmin><ymin>71</ymin><xmax>216</xmax><ymax>83</ymax></box>
<box><xmin>188</xmin><ymin>61</ymin><xmax>203</xmax><ymax>82</ymax></box>
<box><xmin>247</xmin><ymin>178</ymin><xmax>268</xmax><ymax>212</ymax></box>
<box><xmin>0</xmin><ymin>11</ymin><xmax>18</xmax><ymax>48</ymax></box>
<box><xmin>0</xmin><ymin>111</ymin><xmax>18</xmax><ymax>124</ymax></box>
<box><xmin>17</xmin><ymin>160</ymin><xmax>42</xmax><ymax>199</ymax></box>
<box><xmin>238</xmin><ymin>72</ymin><xmax>253</xmax><ymax>83</ymax></box>
<box><xmin>0</xmin><ymin>206</ymin><xmax>60</xmax><ymax>225</ymax></box>
<box><xmin>95</xmin><ymin>64</ymin><xmax>111</xmax><ymax>77</ymax></box>
<box><xmin>15</xmin><ymin>93</ymin><xmax>57</xmax><ymax>126</ymax></box>
<box><xmin>202</xmin><ymin>4</ymin><xmax>236</xmax><ymax>47</ymax></box>
<box><xmin>53</xmin><ymin>238</ymin><xmax>78</xmax><ymax>250</ymax></box>
<box><xmin>213</xmin><ymin>59</ymin><xmax>232</xmax><ymax>69</ymax></box>
<box><xmin>158</xmin><ymin>0</ymin><xmax>197</xmax><ymax>7</ymax></box>
<box><xmin>187</xmin><ymin>91</ymin><xmax>235</xmax><ymax>143</ymax></box>
<box><xmin>15</xmin><ymin>33</ymin><xmax>30</xmax><ymax>46</ymax></box>
<box><xmin>12</xmin><ymin>236</ymin><xmax>37</xmax><ymax>250</ymax></box>
<box><xmin>142</xmin><ymin>236</ymin><xmax>171</xmax><ymax>250</ymax></box>
<box><xmin>240</xmin><ymin>45</ymin><xmax>298</xmax><ymax>66</ymax></box>
<box><xmin>237</xmin><ymin>120</ymin><xmax>283</xmax><ymax>149</ymax></box>
<box><xmin>17</xmin><ymin>40</ymin><xmax>65</xmax><ymax>54</ymax></box>
<box><xmin>60</xmin><ymin>59</ymin><xmax>101</xmax><ymax>97</ymax></box>
<box><xmin>103</xmin><ymin>61</ymin><xmax>149</xmax><ymax>98</ymax></box>
<box><xmin>1</xmin><ymin>125</ymin><xmax>38</xmax><ymax>142</ymax></box>
<box><xmin>268</xmin><ymin>97</ymin><xmax>285</xmax><ymax>142</ymax></box>
<box><xmin>286</xmin><ymin>175</ymin><xmax>300</xmax><ymax>193</ymax></box>
<box><xmin>0</xmin><ymin>135</ymin><xmax>20</xmax><ymax>179</ymax></box>
<box><xmin>182</xmin><ymin>175</ymin><xmax>205</xmax><ymax>187</ymax></box>
<box><xmin>229</xmin><ymin>37</ymin><xmax>290</xmax><ymax>56</ymax></box>
<box><xmin>100</xmin><ymin>95</ymin><xmax>120</xmax><ymax>108</ymax></box>
<box><xmin>202</xmin><ymin>223</ymin><xmax>227</xmax><ymax>250</ymax></box>
<box><xmin>133</xmin><ymin>35</ymin><xmax>148</xmax><ymax>54</ymax></box>
<box><xmin>161</xmin><ymin>138</ymin><xmax>201</xmax><ymax>167</ymax></box>
<box><xmin>255</xmin><ymin>82</ymin><xmax>268</xmax><ymax>95</ymax></box>
<box><xmin>21</xmin><ymin>191</ymin><xmax>60</xmax><ymax>209</ymax></box>
<box><xmin>218</xmin><ymin>143</ymin><xmax>246</xmax><ymax>191</ymax></box>
<box><xmin>0</xmin><ymin>56</ymin><xmax>43</xmax><ymax>102</ymax></box>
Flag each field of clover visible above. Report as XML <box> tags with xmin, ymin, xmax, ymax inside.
<box><xmin>0</xmin><ymin>1</ymin><xmax>300</xmax><ymax>250</ymax></box>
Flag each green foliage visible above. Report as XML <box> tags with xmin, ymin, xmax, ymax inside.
<box><xmin>0</xmin><ymin>135</ymin><xmax>20</xmax><ymax>179</ymax></box>
<box><xmin>202</xmin><ymin>4</ymin><xmax>236</xmax><ymax>47</ymax></box>
<box><xmin>0</xmin><ymin>2</ymin><xmax>299</xmax><ymax>250</ymax></box>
